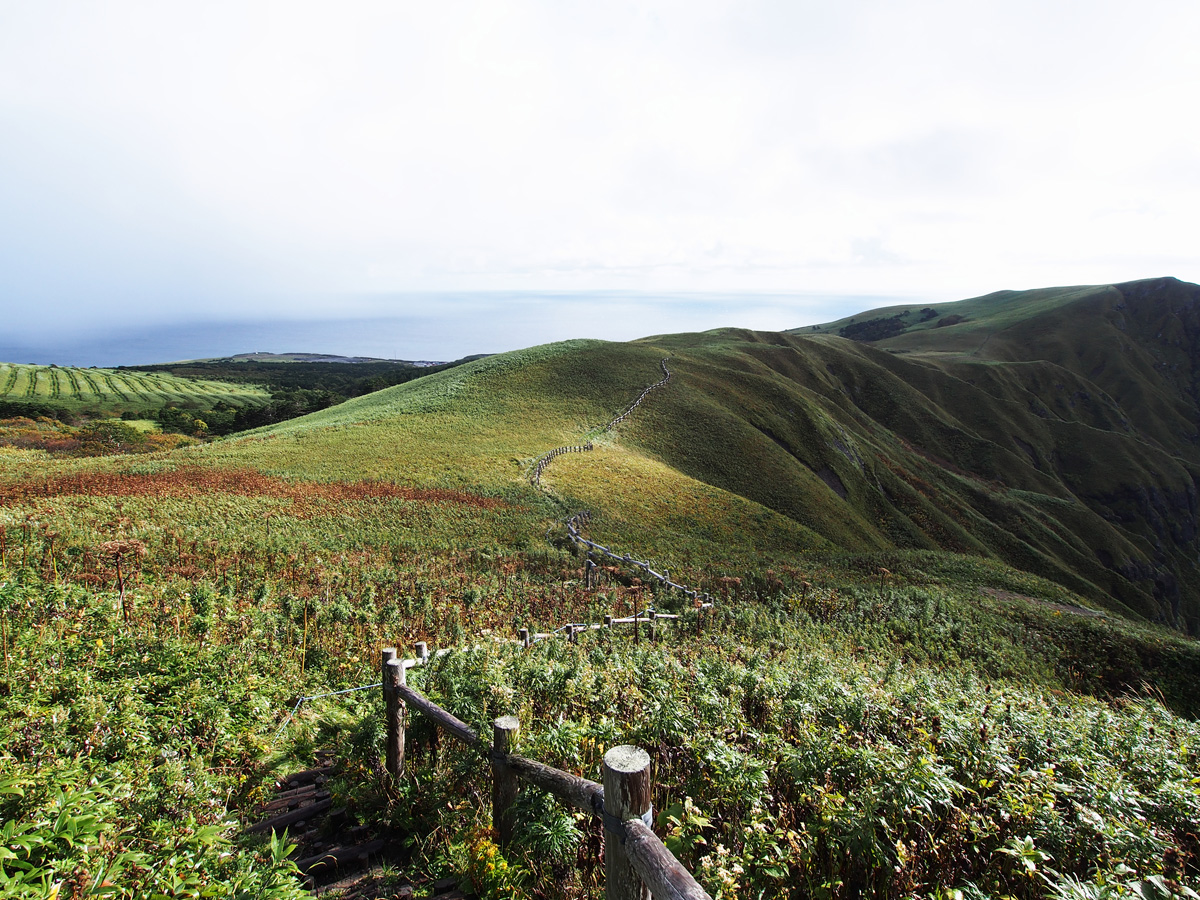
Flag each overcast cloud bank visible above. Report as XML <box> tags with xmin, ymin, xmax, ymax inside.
<box><xmin>2</xmin><ymin>1</ymin><xmax>1197</xmax><ymax>357</ymax></box>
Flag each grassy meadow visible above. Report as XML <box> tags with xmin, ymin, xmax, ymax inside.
<box><xmin>3</xmin><ymin>290</ymin><xmax>1200</xmax><ymax>899</ymax></box>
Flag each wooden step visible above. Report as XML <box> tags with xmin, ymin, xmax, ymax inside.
<box><xmin>245</xmin><ymin>797</ymin><xmax>333</xmax><ymax>834</ymax></box>
<box><xmin>279</xmin><ymin>765</ymin><xmax>336</xmax><ymax>788</ymax></box>
<box><xmin>296</xmin><ymin>838</ymin><xmax>387</xmax><ymax>874</ymax></box>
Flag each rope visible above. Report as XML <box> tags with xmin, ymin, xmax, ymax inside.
<box><xmin>275</xmin><ymin>681</ymin><xmax>383</xmax><ymax>738</ymax></box>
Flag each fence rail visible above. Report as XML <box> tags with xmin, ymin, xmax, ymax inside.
<box><xmin>565</xmin><ymin>511</ymin><xmax>717</xmax><ymax>609</ymax></box>
<box><xmin>381</xmin><ymin>646</ymin><xmax>713</xmax><ymax>900</ymax></box>
<box><xmin>524</xmin><ymin>355</ymin><xmax>720</xmax><ymax>640</ymax></box>
<box><xmin>530</xmin><ymin>358</ymin><xmax>671</xmax><ymax>486</ymax></box>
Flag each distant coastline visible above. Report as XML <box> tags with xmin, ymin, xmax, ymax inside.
<box><xmin>0</xmin><ymin>291</ymin><xmax>902</xmax><ymax>368</ymax></box>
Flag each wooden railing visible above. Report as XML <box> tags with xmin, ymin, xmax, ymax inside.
<box><xmin>564</xmin><ymin>510</ymin><xmax>717</xmax><ymax>610</ymax></box>
<box><xmin>530</xmin><ymin>358</ymin><xmax>672</xmax><ymax>486</ymax></box>
<box><xmin>381</xmin><ymin>647</ymin><xmax>712</xmax><ymax>900</ymax></box>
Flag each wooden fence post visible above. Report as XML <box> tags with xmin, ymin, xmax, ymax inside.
<box><xmin>381</xmin><ymin>647</ymin><xmax>397</xmax><ymax>772</ymax></box>
<box><xmin>381</xmin><ymin>646</ymin><xmax>397</xmax><ymax>683</ymax></box>
<box><xmin>415</xmin><ymin>641</ymin><xmax>429</xmax><ymax>664</ymax></box>
<box><xmin>492</xmin><ymin>716</ymin><xmax>520</xmax><ymax>849</ymax></box>
<box><xmin>603</xmin><ymin>745</ymin><xmax>652</xmax><ymax>900</ymax></box>
<box><xmin>385</xmin><ymin>657</ymin><xmax>406</xmax><ymax>777</ymax></box>
<box><xmin>519</xmin><ymin>627</ymin><xmax>530</xmax><ymax>648</ymax></box>
<box><xmin>648</xmin><ymin>610</ymin><xmax>657</xmax><ymax>643</ymax></box>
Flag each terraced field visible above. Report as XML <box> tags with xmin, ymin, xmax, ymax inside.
<box><xmin>0</xmin><ymin>362</ymin><xmax>270</xmax><ymax>414</ymax></box>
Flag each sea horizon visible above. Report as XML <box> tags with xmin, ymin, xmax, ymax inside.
<box><xmin>2</xmin><ymin>290</ymin><xmax>913</xmax><ymax>368</ymax></box>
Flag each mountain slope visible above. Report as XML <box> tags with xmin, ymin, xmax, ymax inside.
<box><xmin>199</xmin><ymin>279</ymin><xmax>1200</xmax><ymax>632</ymax></box>
<box><xmin>779</xmin><ymin>276</ymin><xmax>1200</xmax><ymax>628</ymax></box>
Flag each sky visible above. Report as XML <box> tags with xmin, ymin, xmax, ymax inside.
<box><xmin>2</xmin><ymin>0</ymin><xmax>1199</xmax><ymax>363</ymax></box>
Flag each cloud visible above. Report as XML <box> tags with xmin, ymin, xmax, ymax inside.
<box><xmin>1</xmin><ymin>0</ymin><xmax>1198</xmax><ymax>358</ymax></box>
<box><xmin>0</xmin><ymin>112</ymin><xmax>275</xmax><ymax>332</ymax></box>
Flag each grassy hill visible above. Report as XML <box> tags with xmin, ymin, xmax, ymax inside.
<box><xmin>190</xmin><ymin>280</ymin><xmax>1200</xmax><ymax>631</ymax></box>
<box><xmin>2</xmin><ymin>280</ymin><xmax>1200</xmax><ymax>898</ymax></box>
<box><xmin>787</xmin><ymin>276</ymin><xmax>1200</xmax><ymax>630</ymax></box>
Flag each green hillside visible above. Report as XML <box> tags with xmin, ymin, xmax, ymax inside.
<box><xmin>786</xmin><ymin>276</ymin><xmax>1200</xmax><ymax>629</ymax></box>
<box><xmin>192</xmin><ymin>279</ymin><xmax>1200</xmax><ymax>631</ymax></box>
<box><xmin>3</xmin><ymin>279</ymin><xmax>1200</xmax><ymax>898</ymax></box>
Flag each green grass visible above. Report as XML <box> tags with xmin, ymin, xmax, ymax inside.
<box><xmin>797</xmin><ymin>284</ymin><xmax>1118</xmax><ymax>352</ymax></box>
<box><xmin>650</xmin><ymin>291</ymin><xmax>1200</xmax><ymax>630</ymax></box>
<box><xmin>41</xmin><ymin>316</ymin><xmax>1192</xmax><ymax>630</ymax></box>
<box><xmin>1</xmin><ymin>551</ymin><xmax>1197</xmax><ymax>899</ymax></box>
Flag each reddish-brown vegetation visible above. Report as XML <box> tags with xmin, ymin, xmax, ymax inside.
<box><xmin>0</xmin><ymin>415</ymin><xmax>200</xmax><ymax>455</ymax></box>
<box><xmin>0</xmin><ymin>466</ymin><xmax>506</xmax><ymax>510</ymax></box>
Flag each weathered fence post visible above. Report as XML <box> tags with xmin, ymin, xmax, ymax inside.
<box><xmin>649</xmin><ymin>610</ymin><xmax>657</xmax><ymax>643</ymax></box>
<box><xmin>381</xmin><ymin>648</ymin><xmax>397</xmax><ymax>773</ymax></box>
<box><xmin>415</xmin><ymin>641</ymin><xmax>429</xmax><ymax>664</ymax></box>
<box><xmin>492</xmin><ymin>716</ymin><xmax>520</xmax><ymax>848</ymax></box>
<box><xmin>385</xmin><ymin>657</ymin><xmax>406</xmax><ymax>777</ymax></box>
<box><xmin>519</xmin><ymin>627</ymin><xmax>531</xmax><ymax>648</ymax></box>
<box><xmin>381</xmin><ymin>646</ymin><xmax>397</xmax><ymax>681</ymax></box>
<box><xmin>603</xmin><ymin>745</ymin><xmax>652</xmax><ymax>900</ymax></box>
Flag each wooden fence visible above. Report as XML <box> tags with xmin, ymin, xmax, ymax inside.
<box><xmin>564</xmin><ymin>511</ymin><xmax>717</xmax><ymax>611</ymax></box>
<box><xmin>381</xmin><ymin>646</ymin><xmax>712</xmax><ymax>900</ymax></box>
<box><xmin>530</xmin><ymin>358</ymin><xmax>672</xmax><ymax>486</ymax></box>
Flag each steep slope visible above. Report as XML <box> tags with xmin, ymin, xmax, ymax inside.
<box><xmin>796</xmin><ymin>277</ymin><xmax>1200</xmax><ymax>460</ymax></box>
<box><xmin>781</xmin><ymin>276</ymin><xmax>1200</xmax><ymax>629</ymax></box>
<box><xmin>598</xmin><ymin>330</ymin><xmax>1177</xmax><ymax>623</ymax></box>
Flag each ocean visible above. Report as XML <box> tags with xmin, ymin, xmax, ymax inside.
<box><xmin>0</xmin><ymin>291</ymin><xmax>901</xmax><ymax>367</ymax></box>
